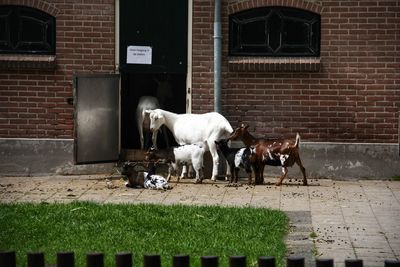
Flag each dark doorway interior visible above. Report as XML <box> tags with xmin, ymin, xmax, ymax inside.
<box><xmin>119</xmin><ymin>0</ymin><xmax>188</xmax><ymax>150</ymax></box>
<box><xmin>121</xmin><ymin>73</ymin><xmax>186</xmax><ymax>149</ymax></box>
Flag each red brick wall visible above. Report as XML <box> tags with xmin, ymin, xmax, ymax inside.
<box><xmin>1</xmin><ymin>0</ymin><xmax>399</xmax><ymax>144</ymax></box>
<box><xmin>0</xmin><ymin>0</ymin><xmax>115</xmax><ymax>138</ymax></box>
<box><xmin>192</xmin><ymin>0</ymin><xmax>400</xmax><ymax>143</ymax></box>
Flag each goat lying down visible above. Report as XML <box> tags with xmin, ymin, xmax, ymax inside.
<box><xmin>145</xmin><ymin>144</ymin><xmax>205</xmax><ymax>183</ymax></box>
<box><xmin>125</xmin><ymin>162</ymin><xmax>171</xmax><ymax>190</ymax></box>
<box><xmin>229</xmin><ymin>124</ymin><xmax>307</xmax><ymax>186</ymax></box>
<box><xmin>215</xmin><ymin>139</ymin><xmax>255</xmax><ymax>185</ymax></box>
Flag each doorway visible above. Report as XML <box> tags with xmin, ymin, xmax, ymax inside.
<box><xmin>119</xmin><ymin>0</ymin><xmax>189</xmax><ymax>150</ymax></box>
<box><xmin>121</xmin><ymin>73</ymin><xmax>186</xmax><ymax>149</ymax></box>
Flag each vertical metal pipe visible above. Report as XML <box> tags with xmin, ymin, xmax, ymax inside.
<box><xmin>229</xmin><ymin>255</ymin><xmax>246</xmax><ymax>267</ymax></box>
<box><xmin>27</xmin><ymin>252</ymin><xmax>45</xmax><ymax>267</ymax></box>
<box><xmin>385</xmin><ymin>260</ymin><xmax>400</xmax><ymax>267</ymax></box>
<box><xmin>258</xmin><ymin>256</ymin><xmax>275</xmax><ymax>267</ymax></box>
<box><xmin>86</xmin><ymin>253</ymin><xmax>104</xmax><ymax>267</ymax></box>
<box><xmin>173</xmin><ymin>255</ymin><xmax>190</xmax><ymax>267</ymax></box>
<box><xmin>316</xmin><ymin>259</ymin><xmax>334</xmax><ymax>267</ymax></box>
<box><xmin>213</xmin><ymin>0</ymin><xmax>222</xmax><ymax>113</ymax></box>
<box><xmin>57</xmin><ymin>252</ymin><xmax>75</xmax><ymax>267</ymax></box>
<box><xmin>201</xmin><ymin>256</ymin><xmax>218</xmax><ymax>267</ymax></box>
<box><xmin>115</xmin><ymin>252</ymin><xmax>132</xmax><ymax>267</ymax></box>
<box><xmin>287</xmin><ymin>256</ymin><xmax>305</xmax><ymax>267</ymax></box>
<box><xmin>345</xmin><ymin>259</ymin><xmax>363</xmax><ymax>267</ymax></box>
<box><xmin>0</xmin><ymin>251</ymin><xmax>16</xmax><ymax>267</ymax></box>
<box><xmin>144</xmin><ymin>254</ymin><xmax>161</xmax><ymax>267</ymax></box>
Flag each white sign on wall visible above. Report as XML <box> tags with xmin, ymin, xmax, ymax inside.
<box><xmin>127</xmin><ymin>45</ymin><xmax>152</xmax><ymax>64</ymax></box>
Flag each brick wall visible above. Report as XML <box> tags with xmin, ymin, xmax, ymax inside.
<box><xmin>1</xmin><ymin>0</ymin><xmax>399</xmax><ymax>144</ymax></box>
<box><xmin>0</xmin><ymin>0</ymin><xmax>115</xmax><ymax>138</ymax></box>
<box><xmin>191</xmin><ymin>0</ymin><xmax>400</xmax><ymax>143</ymax></box>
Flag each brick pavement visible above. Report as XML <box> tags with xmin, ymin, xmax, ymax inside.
<box><xmin>0</xmin><ymin>175</ymin><xmax>399</xmax><ymax>267</ymax></box>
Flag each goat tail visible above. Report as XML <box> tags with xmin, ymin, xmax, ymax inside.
<box><xmin>294</xmin><ymin>133</ymin><xmax>301</xmax><ymax>148</ymax></box>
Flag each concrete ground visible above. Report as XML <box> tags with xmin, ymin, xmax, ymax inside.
<box><xmin>0</xmin><ymin>175</ymin><xmax>399</xmax><ymax>267</ymax></box>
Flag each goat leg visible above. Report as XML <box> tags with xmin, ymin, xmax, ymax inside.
<box><xmin>246</xmin><ymin>170</ymin><xmax>253</xmax><ymax>185</ymax></box>
<box><xmin>295</xmin><ymin>157</ymin><xmax>307</xmax><ymax>186</ymax></box>
<box><xmin>255</xmin><ymin>164</ymin><xmax>265</xmax><ymax>185</ymax></box>
<box><xmin>276</xmin><ymin>167</ymin><xmax>288</xmax><ymax>186</ymax></box>
<box><xmin>252</xmin><ymin>164</ymin><xmax>259</xmax><ymax>184</ymax></box>
<box><xmin>229</xmin><ymin>166</ymin><xmax>234</xmax><ymax>184</ymax></box>
<box><xmin>234</xmin><ymin>168</ymin><xmax>239</xmax><ymax>184</ymax></box>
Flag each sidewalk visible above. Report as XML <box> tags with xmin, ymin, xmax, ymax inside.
<box><xmin>0</xmin><ymin>175</ymin><xmax>399</xmax><ymax>267</ymax></box>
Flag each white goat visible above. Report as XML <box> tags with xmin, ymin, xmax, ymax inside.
<box><xmin>136</xmin><ymin>96</ymin><xmax>160</xmax><ymax>149</ymax></box>
<box><xmin>136</xmin><ymin>96</ymin><xmax>170</xmax><ymax>149</ymax></box>
<box><xmin>146</xmin><ymin>144</ymin><xmax>205</xmax><ymax>182</ymax></box>
<box><xmin>145</xmin><ymin>109</ymin><xmax>233</xmax><ymax>181</ymax></box>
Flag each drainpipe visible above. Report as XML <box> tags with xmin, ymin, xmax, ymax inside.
<box><xmin>213</xmin><ymin>0</ymin><xmax>222</xmax><ymax>113</ymax></box>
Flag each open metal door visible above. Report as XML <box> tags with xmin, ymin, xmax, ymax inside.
<box><xmin>74</xmin><ymin>74</ymin><xmax>120</xmax><ymax>164</ymax></box>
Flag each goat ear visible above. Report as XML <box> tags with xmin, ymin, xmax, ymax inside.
<box><xmin>244</xmin><ymin>125</ymin><xmax>249</xmax><ymax>129</ymax></box>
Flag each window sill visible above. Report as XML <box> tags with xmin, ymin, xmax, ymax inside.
<box><xmin>228</xmin><ymin>57</ymin><xmax>321</xmax><ymax>72</ymax></box>
<box><xmin>0</xmin><ymin>54</ymin><xmax>56</xmax><ymax>70</ymax></box>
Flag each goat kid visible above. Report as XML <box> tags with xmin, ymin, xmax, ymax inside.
<box><xmin>229</xmin><ymin>124</ymin><xmax>307</xmax><ymax>186</ymax></box>
<box><xmin>214</xmin><ymin>139</ymin><xmax>255</xmax><ymax>185</ymax></box>
<box><xmin>142</xmin><ymin>163</ymin><xmax>172</xmax><ymax>190</ymax></box>
<box><xmin>145</xmin><ymin>144</ymin><xmax>205</xmax><ymax>183</ymax></box>
<box><xmin>125</xmin><ymin>162</ymin><xmax>171</xmax><ymax>190</ymax></box>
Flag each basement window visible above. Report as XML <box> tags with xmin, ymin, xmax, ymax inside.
<box><xmin>0</xmin><ymin>5</ymin><xmax>56</xmax><ymax>69</ymax></box>
<box><xmin>229</xmin><ymin>6</ymin><xmax>320</xmax><ymax>57</ymax></box>
<box><xmin>228</xmin><ymin>6</ymin><xmax>321</xmax><ymax>72</ymax></box>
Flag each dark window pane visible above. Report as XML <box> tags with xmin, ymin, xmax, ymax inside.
<box><xmin>0</xmin><ymin>5</ymin><xmax>55</xmax><ymax>55</ymax></box>
<box><xmin>284</xmin><ymin>20</ymin><xmax>309</xmax><ymax>45</ymax></box>
<box><xmin>267</xmin><ymin>11</ymin><xmax>282</xmax><ymax>52</ymax></box>
<box><xmin>241</xmin><ymin>19</ymin><xmax>266</xmax><ymax>46</ymax></box>
<box><xmin>20</xmin><ymin>17</ymin><xmax>44</xmax><ymax>42</ymax></box>
<box><xmin>229</xmin><ymin>6</ymin><xmax>320</xmax><ymax>57</ymax></box>
<box><xmin>0</xmin><ymin>10</ymin><xmax>11</xmax><ymax>49</ymax></box>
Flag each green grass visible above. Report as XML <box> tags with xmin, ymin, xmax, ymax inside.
<box><xmin>0</xmin><ymin>202</ymin><xmax>289</xmax><ymax>267</ymax></box>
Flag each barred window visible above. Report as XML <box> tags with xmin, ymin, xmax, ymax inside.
<box><xmin>229</xmin><ymin>6</ymin><xmax>320</xmax><ymax>57</ymax></box>
<box><xmin>0</xmin><ymin>5</ymin><xmax>55</xmax><ymax>55</ymax></box>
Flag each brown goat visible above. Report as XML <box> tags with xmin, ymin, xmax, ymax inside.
<box><xmin>229</xmin><ymin>125</ymin><xmax>307</xmax><ymax>186</ymax></box>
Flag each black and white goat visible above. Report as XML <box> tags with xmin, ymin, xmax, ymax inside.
<box><xmin>124</xmin><ymin>162</ymin><xmax>171</xmax><ymax>190</ymax></box>
<box><xmin>214</xmin><ymin>139</ymin><xmax>255</xmax><ymax>185</ymax></box>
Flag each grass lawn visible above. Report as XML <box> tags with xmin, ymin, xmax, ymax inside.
<box><xmin>0</xmin><ymin>202</ymin><xmax>289</xmax><ymax>267</ymax></box>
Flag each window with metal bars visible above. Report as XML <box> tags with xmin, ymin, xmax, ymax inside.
<box><xmin>229</xmin><ymin>6</ymin><xmax>320</xmax><ymax>57</ymax></box>
<box><xmin>0</xmin><ymin>5</ymin><xmax>55</xmax><ymax>55</ymax></box>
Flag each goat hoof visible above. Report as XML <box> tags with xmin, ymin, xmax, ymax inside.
<box><xmin>195</xmin><ymin>179</ymin><xmax>202</xmax><ymax>184</ymax></box>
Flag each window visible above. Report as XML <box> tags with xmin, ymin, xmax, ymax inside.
<box><xmin>0</xmin><ymin>5</ymin><xmax>55</xmax><ymax>55</ymax></box>
<box><xmin>229</xmin><ymin>6</ymin><xmax>320</xmax><ymax>57</ymax></box>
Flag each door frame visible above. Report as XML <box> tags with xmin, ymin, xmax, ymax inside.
<box><xmin>114</xmin><ymin>0</ymin><xmax>193</xmax><ymax>113</ymax></box>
